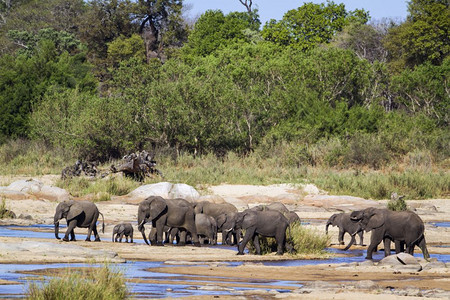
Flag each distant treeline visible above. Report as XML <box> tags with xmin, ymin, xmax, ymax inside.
<box><xmin>0</xmin><ymin>0</ymin><xmax>448</xmax><ymax>168</ymax></box>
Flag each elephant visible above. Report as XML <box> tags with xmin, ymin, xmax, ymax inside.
<box><xmin>54</xmin><ymin>200</ymin><xmax>104</xmax><ymax>242</ymax></box>
<box><xmin>194</xmin><ymin>201</ymin><xmax>238</xmax><ymax>245</ymax></box>
<box><xmin>325</xmin><ymin>212</ymin><xmax>364</xmax><ymax>249</ymax></box>
<box><xmin>350</xmin><ymin>207</ymin><xmax>430</xmax><ymax>260</ymax></box>
<box><xmin>112</xmin><ymin>222</ymin><xmax>134</xmax><ymax>243</ymax></box>
<box><xmin>137</xmin><ymin>196</ymin><xmax>200</xmax><ymax>247</ymax></box>
<box><xmin>234</xmin><ymin>209</ymin><xmax>294</xmax><ymax>255</ymax></box>
<box><xmin>169</xmin><ymin>214</ymin><xmax>218</xmax><ymax>245</ymax></box>
<box><xmin>251</xmin><ymin>202</ymin><xmax>301</xmax><ymax>225</ymax></box>
<box><xmin>216</xmin><ymin>212</ymin><xmax>241</xmax><ymax>245</ymax></box>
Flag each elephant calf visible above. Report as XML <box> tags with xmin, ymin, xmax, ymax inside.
<box><xmin>326</xmin><ymin>212</ymin><xmax>364</xmax><ymax>250</ymax></box>
<box><xmin>112</xmin><ymin>222</ymin><xmax>134</xmax><ymax>243</ymax></box>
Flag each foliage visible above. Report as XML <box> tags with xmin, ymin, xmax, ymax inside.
<box><xmin>56</xmin><ymin>176</ymin><xmax>140</xmax><ymax>199</ymax></box>
<box><xmin>26</xmin><ymin>263</ymin><xmax>128</xmax><ymax>300</ymax></box>
<box><xmin>247</xmin><ymin>222</ymin><xmax>329</xmax><ymax>255</ymax></box>
<box><xmin>184</xmin><ymin>10</ymin><xmax>260</xmax><ymax>56</ymax></box>
<box><xmin>107</xmin><ymin>34</ymin><xmax>146</xmax><ymax>66</ymax></box>
<box><xmin>384</xmin><ymin>0</ymin><xmax>449</xmax><ymax>69</ymax></box>
<box><xmin>261</xmin><ymin>1</ymin><xmax>369</xmax><ymax>50</ymax></box>
<box><xmin>0</xmin><ymin>38</ymin><xmax>96</xmax><ymax>142</ymax></box>
<box><xmin>387</xmin><ymin>196</ymin><xmax>408</xmax><ymax>211</ymax></box>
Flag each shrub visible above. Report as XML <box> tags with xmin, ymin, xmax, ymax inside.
<box><xmin>26</xmin><ymin>264</ymin><xmax>128</xmax><ymax>300</ymax></box>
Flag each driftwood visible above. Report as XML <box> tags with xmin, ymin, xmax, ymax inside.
<box><xmin>61</xmin><ymin>160</ymin><xmax>98</xmax><ymax>180</ymax></box>
<box><xmin>111</xmin><ymin>150</ymin><xmax>163</xmax><ymax>181</ymax></box>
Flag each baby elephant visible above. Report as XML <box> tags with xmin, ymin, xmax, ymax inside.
<box><xmin>326</xmin><ymin>212</ymin><xmax>363</xmax><ymax>250</ymax></box>
<box><xmin>112</xmin><ymin>223</ymin><xmax>134</xmax><ymax>243</ymax></box>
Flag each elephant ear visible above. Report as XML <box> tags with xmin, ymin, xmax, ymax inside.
<box><xmin>365</xmin><ymin>212</ymin><xmax>384</xmax><ymax>231</ymax></box>
<box><xmin>149</xmin><ymin>197</ymin><xmax>167</xmax><ymax>220</ymax></box>
<box><xmin>66</xmin><ymin>202</ymin><xmax>83</xmax><ymax>220</ymax></box>
<box><xmin>216</xmin><ymin>214</ymin><xmax>227</xmax><ymax>229</ymax></box>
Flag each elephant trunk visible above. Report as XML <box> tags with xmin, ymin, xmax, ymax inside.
<box><xmin>137</xmin><ymin>217</ymin><xmax>149</xmax><ymax>245</ymax></box>
<box><xmin>343</xmin><ymin>233</ymin><xmax>356</xmax><ymax>251</ymax></box>
<box><xmin>112</xmin><ymin>230</ymin><xmax>116</xmax><ymax>242</ymax></box>
<box><xmin>54</xmin><ymin>213</ymin><xmax>62</xmax><ymax>239</ymax></box>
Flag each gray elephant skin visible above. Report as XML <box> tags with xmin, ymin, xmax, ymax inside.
<box><xmin>169</xmin><ymin>213</ymin><xmax>218</xmax><ymax>245</ymax></box>
<box><xmin>194</xmin><ymin>201</ymin><xmax>238</xmax><ymax>245</ymax></box>
<box><xmin>235</xmin><ymin>209</ymin><xmax>294</xmax><ymax>255</ymax></box>
<box><xmin>54</xmin><ymin>200</ymin><xmax>104</xmax><ymax>242</ymax></box>
<box><xmin>137</xmin><ymin>196</ymin><xmax>200</xmax><ymax>246</ymax></box>
<box><xmin>251</xmin><ymin>202</ymin><xmax>301</xmax><ymax>225</ymax></box>
<box><xmin>216</xmin><ymin>212</ymin><xmax>241</xmax><ymax>245</ymax></box>
<box><xmin>112</xmin><ymin>222</ymin><xmax>134</xmax><ymax>243</ymax></box>
<box><xmin>326</xmin><ymin>212</ymin><xmax>364</xmax><ymax>249</ymax></box>
<box><xmin>350</xmin><ymin>207</ymin><xmax>430</xmax><ymax>260</ymax></box>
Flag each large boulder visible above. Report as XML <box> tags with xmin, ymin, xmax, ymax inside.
<box><xmin>3</xmin><ymin>179</ymin><xmax>70</xmax><ymax>201</ymax></box>
<box><xmin>302</xmin><ymin>194</ymin><xmax>382</xmax><ymax>212</ymax></box>
<box><xmin>127</xmin><ymin>182</ymin><xmax>200</xmax><ymax>202</ymax></box>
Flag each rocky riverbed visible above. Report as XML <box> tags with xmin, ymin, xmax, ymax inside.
<box><xmin>0</xmin><ymin>176</ymin><xmax>449</xmax><ymax>299</ymax></box>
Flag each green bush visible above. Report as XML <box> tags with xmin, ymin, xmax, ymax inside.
<box><xmin>26</xmin><ymin>264</ymin><xmax>128</xmax><ymax>300</ymax></box>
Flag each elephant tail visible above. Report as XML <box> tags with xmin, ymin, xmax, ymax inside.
<box><xmin>99</xmin><ymin>212</ymin><xmax>105</xmax><ymax>234</ymax></box>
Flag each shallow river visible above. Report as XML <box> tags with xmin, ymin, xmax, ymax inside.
<box><xmin>0</xmin><ymin>224</ymin><xmax>449</xmax><ymax>298</ymax></box>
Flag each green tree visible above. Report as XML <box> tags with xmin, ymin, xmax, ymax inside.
<box><xmin>261</xmin><ymin>1</ymin><xmax>368</xmax><ymax>50</ymax></box>
<box><xmin>0</xmin><ymin>0</ymin><xmax>85</xmax><ymax>55</ymax></box>
<box><xmin>0</xmin><ymin>38</ymin><xmax>96</xmax><ymax>143</ymax></box>
<box><xmin>184</xmin><ymin>10</ymin><xmax>260</xmax><ymax>57</ymax></box>
<box><xmin>107</xmin><ymin>34</ymin><xmax>146</xmax><ymax>67</ymax></box>
<box><xmin>384</xmin><ymin>0</ymin><xmax>449</xmax><ymax>69</ymax></box>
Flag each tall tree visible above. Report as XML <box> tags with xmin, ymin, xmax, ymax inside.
<box><xmin>261</xmin><ymin>1</ymin><xmax>368</xmax><ymax>50</ymax></box>
<box><xmin>134</xmin><ymin>0</ymin><xmax>188</xmax><ymax>61</ymax></box>
<box><xmin>384</xmin><ymin>0</ymin><xmax>449</xmax><ymax>69</ymax></box>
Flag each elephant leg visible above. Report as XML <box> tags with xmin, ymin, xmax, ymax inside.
<box><xmin>366</xmin><ymin>231</ymin><xmax>382</xmax><ymax>259</ymax></box>
<box><xmin>233</xmin><ymin>229</ymin><xmax>242</xmax><ymax>245</ymax></box>
<box><xmin>238</xmin><ymin>227</ymin><xmax>255</xmax><ymax>255</ymax></box>
<box><xmin>275</xmin><ymin>231</ymin><xmax>286</xmax><ymax>255</ymax></box>
<box><xmin>358</xmin><ymin>232</ymin><xmax>364</xmax><ymax>246</ymax></box>
<box><xmin>64</xmin><ymin>220</ymin><xmax>77</xmax><ymax>242</ymax></box>
<box><xmin>395</xmin><ymin>240</ymin><xmax>404</xmax><ymax>253</ymax></box>
<box><xmin>418</xmin><ymin>236</ymin><xmax>430</xmax><ymax>260</ymax></box>
<box><xmin>253</xmin><ymin>234</ymin><xmax>261</xmax><ymax>255</ymax></box>
<box><xmin>92</xmin><ymin>226</ymin><xmax>101</xmax><ymax>242</ymax></box>
<box><xmin>178</xmin><ymin>230</ymin><xmax>187</xmax><ymax>245</ymax></box>
<box><xmin>118</xmin><ymin>232</ymin><xmax>124</xmax><ymax>242</ymax></box>
<box><xmin>149</xmin><ymin>227</ymin><xmax>157</xmax><ymax>245</ymax></box>
<box><xmin>338</xmin><ymin>229</ymin><xmax>345</xmax><ymax>245</ymax></box>
<box><xmin>383</xmin><ymin>237</ymin><xmax>392</xmax><ymax>256</ymax></box>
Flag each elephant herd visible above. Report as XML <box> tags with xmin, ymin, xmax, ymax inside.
<box><xmin>52</xmin><ymin>198</ymin><xmax>430</xmax><ymax>259</ymax></box>
<box><xmin>326</xmin><ymin>207</ymin><xmax>430</xmax><ymax>260</ymax></box>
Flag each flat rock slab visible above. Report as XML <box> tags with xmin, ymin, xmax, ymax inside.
<box><xmin>1</xmin><ymin>179</ymin><xmax>70</xmax><ymax>202</ymax></box>
<box><xmin>302</xmin><ymin>195</ymin><xmax>383</xmax><ymax>212</ymax></box>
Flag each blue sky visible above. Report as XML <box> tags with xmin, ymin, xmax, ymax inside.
<box><xmin>184</xmin><ymin>0</ymin><xmax>409</xmax><ymax>24</ymax></box>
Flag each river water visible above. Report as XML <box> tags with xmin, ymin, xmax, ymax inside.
<box><xmin>0</xmin><ymin>224</ymin><xmax>449</xmax><ymax>298</ymax></box>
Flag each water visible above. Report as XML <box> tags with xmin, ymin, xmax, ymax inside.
<box><xmin>1</xmin><ymin>225</ymin><xmax>449</xmax><ymax>298</ymax></box>
<box><xmin>432</xmin><ymin>222</ymin><xmax>450</xmax><ymax>228</ymax></box>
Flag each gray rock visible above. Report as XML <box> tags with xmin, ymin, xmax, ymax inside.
<box><xmin>169</xmin><ymin>183</ymin><xmax>200</xmax><ymax>202</ymax></box>
<box><xmin>0</xmin><ymin>189</ymin><xmax>32</xmax><ymax>200</ymax></box>
<box><xmin>18</xmin><ymin>213</ymin><xmax>33</xmax><ymax>220</ymax></box>
<box><xmin>36</xmin><ymin>185</ymin><xmax>70</xmax><ymax>201</ymax></box>
<box><xmin>7</xmin><ymin>179</ymin><xmax>43</xmax><ymax>193</ymax></box>
<box><xmin>379</xmin><ymin>253</ymin><xmax>421</xmax><ymax>266</ymax></box>
<box><xmin>358</xmin><ymin>260</ymin><xmax>375</xmax><ymax>266</ymax></box>
<box><xmin>423</xmin><ymin>261</ymin><xmax>447</xmax><ymax>270</ymax></box>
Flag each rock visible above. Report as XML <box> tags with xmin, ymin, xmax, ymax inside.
<box><xmin>7</xmin><ymin>179</ymin><xmax>43</xmax><ymax>193</ymax></box>
<box><xmin>358</xmin><ymin>260</ymin><xmax>375</xmax><ymax>267</ymax></box>
<box><xmin>301</xmin><ymin>183</ymin><xmax>321</xmax><ymax>195</ymax></box>
<box><xmin>18</xmin><ymin>214</ymin><xmax>33</xmax><ymax>220</ymax></box>
<box><xmin>128</xmin><ymin>182</ymin><xmax>173</xmax><ymax>200</ymax></box>
<box><xmin>127</xmin><ymin>182</ymin><xmax>200</xmax><ymax>202</ymax></box>
<box><xmin>35</xmin><ymin>185</ymin><xmax>71</xmax><ymax>201</ymax></box>
<box><xmin>0</xmin><ymin>188</ymin><xmax>34</xmax><ymax>200</ymax></box>
<box><xmin>423</xmin><ymin>261</ymin><xmax>447</xmax><ymax>270</ymax></box>
<box><xmin>378</xmin><ymin>253</ymin><xmax>422</xmax><ymax>271</ymax></box>
<box><xmin>169</xmin><ymin>183</ymin><xmax>200</xmax><ymax>202</ymax></box>
<box><xmin>196</xmin><ymin>195</ymin><xmax>226</xmax><ymax>204</ymax></box>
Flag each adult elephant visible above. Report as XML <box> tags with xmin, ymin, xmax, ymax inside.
<box><xmin>251</xmin><ymin>202</ymin><xmax>301</xmax><ymax>225</ymax></box>
<box><xmin>234</xmin><ymin>209</ymin><xmax>294</xmax><ymax>255</ymax></box>
<box><xmin>112</xmin><ymin>222</ymin><xmax>134</xmax><ymax>243</ymax></box>
<box><xmin>137</xmin><ymin>196</ymin><xmax>200</xmax><ymax>247</ymax></box>
<box><xmin>350</xmin><ymin>207</ymin><xmax>430</xmax><ymax>260</ymax></box>
<box><xmin>54</xmin><ymin>200</ymin><xmax>104</xmax><ymax>242</ymax></box>
<box><xmin>194</xmin><ymin>201</ymin><xmax>238</xmax><ymax>245</ymax></box>
<box><xmin>326</xmin><ymin>212</ymin><xmax>364</xmax><ymax>249</ymax></box>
